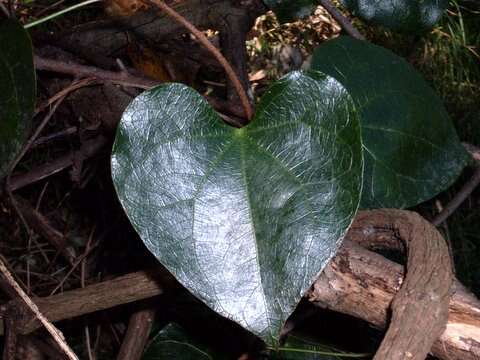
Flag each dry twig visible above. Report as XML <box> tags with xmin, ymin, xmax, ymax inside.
<box><xmin>34</xmin><ymin>55</ymin><xmax>159</xmax><ymax>89</ymax></box>
<box><xmin>116</xmin><ymin>308</ymin><xmax>157</xmax><ymax>360</ymax></box>
<box><xmin>0</xmin><ymin>258</ymin><xmax>79</xmax><ymax>359</ymax></box>
<box><xmin>145</xmin><ymin>0</ymin><xmax>253</xmax><ymax>120</ymax></box>
<box><xmin>8</xmin><ymin>136</ymin><xmax>108</xmax><ymax>191</ymax></box>
<box><xmin>433</xmin><ymin>150</ymin><xmax>480</xmax><ymax>226</ymax></box>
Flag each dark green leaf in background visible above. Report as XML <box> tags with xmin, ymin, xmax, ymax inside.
<box><xmin>340</xmin><ymin>0</ymin><xmax>448</xmax><ymax>32</ymax></box>
<box><xmin>263</xmin><ymin>0</ymin><xmax>316</xmax><ymax>23</ymax></box>
<box><xmin>341</xmin><ymin>0</ymin><xmax>448</xmax><ymax>33</ymax></box>
<box><xmin>311</xmin><ymin>36</ymin><xmax>469</xmax><ymax>209</ymax></box>
<box><xmin>0</xmin><ymin>19</ymin><xmax>36</xmax><ymax>178</ymax></box>
<box><xmin>112</xmin><ymin>71</ymin><xmax>362</xmax><ymax>345</ymax></box>
<box><xmin>142</xmin><ymin>323</ymin><xmax>228</xmax><ymax>360</ymax></box>
<box><xmin>142</xmin><ymin>324</ymin><xmax>369</xmax><ymax>360</ymax></box>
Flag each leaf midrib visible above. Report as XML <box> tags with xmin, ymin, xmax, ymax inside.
<box><xmin>239</xmin><ymin>137</ymin><xmax>271</xmax><ymax>339</ymax></box>
<box><xmin>190</xmin><ymin>138</ymin><xmax>236</xmax><ymax>314</ymax></box>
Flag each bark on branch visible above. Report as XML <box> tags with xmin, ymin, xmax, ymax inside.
<box><xmin>2</xmin><ymin>211</ymin><xmax>478</xmax><ymax>359</ymax></box>
<box><xmin>350</xmin><ymin>210</ymin><xmax>453</xmax><ymax>360</ymax></box>
<box><xmin>309</xmin><ymin>240</ymin><xmax>480</xmax><ymax>360</ymax></box>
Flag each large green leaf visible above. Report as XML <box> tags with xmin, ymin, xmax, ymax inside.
<box><xmin>111</xmin><ymin>71</ymin><xmax>362</xmax><ymax>345</ymax></box>
<box><xmin>0</xmin><ymin>19</ymin><xmax>36</xmax><ymax>178</ymax></box>
<box><xmin>142</xmin><ymin>323</ymin><xmax>228</xmax><ymax>360</ymax></box>
<box><xmin>340</xmin><ymin>0</ymin><xmax>448</xmax><ymax>32</ymax></box>
<box><xmin>311</xmin><ymin>36</ymin><xmax>469</xmax><ymax>209</ymax></box>
<box><xmin>263</xmin><ymin>0</ymin><xmax>316</xmax><ymax>23</ymax></box>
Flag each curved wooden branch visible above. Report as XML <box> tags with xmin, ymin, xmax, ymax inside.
<box><xmin>309</xmin><ymin>240</ymin><xmax>480</xmax><ymax>360</ymax></box>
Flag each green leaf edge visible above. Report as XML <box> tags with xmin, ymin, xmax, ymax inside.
<box><xmin>0</xmin><ymin>19</ymin><xmax>36</xmax><ymax>178</ymax></box>
<box><xmin>310</xmin><ymin>36</ymin><xmax>470</xmax><ymax>209</ymax></box>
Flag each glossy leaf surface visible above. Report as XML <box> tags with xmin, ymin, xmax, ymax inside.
<box><xmin>112</xmin><ymin>71</ymin><xmax>362</xmax><ymax>344</ymax></box>
<box><xmin>0</xmin><ymin>19</ymin><xmax>36</xmax><ymax>178</ymax></box>
<box><xmin>263</xmin><ymin>0</ymin><xmax>316</xmax><ymax>23</ymax></box>
<box><xmin>311</xmin><ymin>36</ymin><xmax>469</xmax><ymax>209</ymax></box>
<box><xmin>340</xmin><ymin>0</ymin><xmax>448</xmax><ymax>32</ymax></box>
<box><xmin>142</xmin><ymin>323</ymin><xmax>227</xmax><ymax>360</ymax></box>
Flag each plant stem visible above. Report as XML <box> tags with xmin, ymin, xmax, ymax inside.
<box><xmin>317</xmin><ymin>0</ymin><xmax>365</xmax><ymax>40</ymax></box>
<box><xmin>23</xmin><ymin>0</ymin><xmax>102</xmax><ymax>29</ymax></box>
<box><xmin>145</xmin><ymin>0</ymin><xmax>253</xmax><ymax>121</ymax></box>
<box><xmin>433</xmin><ymin>165</ymin><xmax>480</xmax><ymax>226</ymax></box>
<box><xmin>269</xmin><ymin>346</ymin><xmax>370</xmax><ymax>358</ymax></box>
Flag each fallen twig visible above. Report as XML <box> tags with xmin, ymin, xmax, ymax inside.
<box><xmin>0</xmin><ymin>258</ymin><xmax>79</xmax><ymax>359</ymax></box>
<box><xmin>432</xmin><ymin>147</ymin><xmax>480</xmax><ymax>226</ymax></box>
<box><xmin>433</xmin><ymin>165</ymin><xmax>480</xmax><ymax>226</ymax></box>
<box><xmin>8</xmin><ymin>136</ymin><xmax>109</xmax><ymax>191</ymax></box>
<box><xmin>34</xmin><ymin>55</ymin><xmax>160</xmax><ymax>89</ymax></box>
<box><xmin>6</xmin><ymin>94</ymin><xmax>67</xmax><ymax>181</ymax></box>
<box><xmin>14</xmin><ymin>270</ymin><xmax>176</xmax><ymax>334</ymax></box>
<box><xmin>32</xmin><ymin>126</ymin><xmax>78</xmax><ymax>148</ymax></box>
<box><xmin>34</xmin><ymin>78</ymin><xmax>96</xmax><ymax>116</ymax></box>
<box><xmin>117</xmin><ymin>308</ymin><xmax>157</xmax><ymax>360</ymax></box>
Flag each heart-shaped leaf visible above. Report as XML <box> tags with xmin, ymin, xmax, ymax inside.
<box><xmin>340</xmin><ymin>0</ymin><xmax>448</xmax><ymax>32</ymax></box>
<box><xmin>311</xmin><ymin>36</ymin><xmax>469</xmax><ymax>209</ymax></box>
<box><xmin>263</xmin><ymin>0</ymin><xmax>316</xmax><ymax>23</ymax></box>
<box><xmin>143</xmin><ymin>323</ymin><xmax>228</xmax><ymax>360</ymax></box>
<box><xmin>0</xmin><ymin>19</ymin><xmax>36</xmax><ymax>178</ymax></box>
<box><xmin>111</xmin><ymin>71</ymin><xmax>362</xmax><ymax>345</ymax></box>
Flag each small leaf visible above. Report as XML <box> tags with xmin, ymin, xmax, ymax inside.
<box><xmin>311</xmin><ymin>36</ymin><xmax>469</xmax><ymax>209</ymax></box>
<box><xmin>263</xmin><ymin>0</ymin><xmax>316</xmax><ymax>23</ymax></box>
<box><xmin>111</xmin><ymin>71</ymin><xmax>363</xmax><ymax>345</ymax></box>
<box><xmin>0</xmin><ymin>19</ymin><xmax>36</xmax><ymax>178</ymax></box>
<box><xmin>340</xmin><ymin>0</ymin><xmax>448</xmax><ymax>32</ymax></box>
<box><xmin>142</xmin><ymin>323</ymin><xmax>227</xmax><ymax>360</ymax></box>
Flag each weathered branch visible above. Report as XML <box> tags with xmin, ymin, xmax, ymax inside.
<box><xmin>350</xmin><ymin>210</ymin><xmax>453</xmax><ymax>360</ymax></box>
<box><xmin>8</xmin><ymin>136</ymin><xmax>109</xmax><ymax>191</ymax></box>
<box><xmin>14</xmin><ymin>270</ymin><xmax>177</xmax><ymax>335</ymax></box>
<box><xmin>34</xmin><ymin>55</ymin><xmax>159</xmax><ymax>89</ymax></box>
<box><xmin>116</xmin><ymin>308</ymin><xmax>157</xmax><ymax>360</ymax></box>
<box><xmin>2</xmin><ymin>217</ymin><xmax>478</xmax><ymax>359</ymax></box>
<box><xmin>309</xmin><ymin>240</ymin><xmax>480</xmax><ymax>360</ymax></box>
